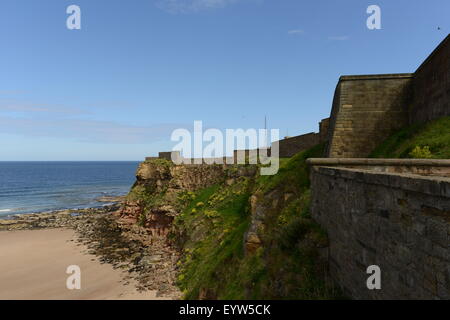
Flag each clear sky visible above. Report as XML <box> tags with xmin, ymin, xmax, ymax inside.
<box><xmin>0</xmin><ymin>0</ymin><xmax>448</xmax><ymax>160</ymax></box>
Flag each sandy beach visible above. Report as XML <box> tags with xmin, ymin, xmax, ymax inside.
<box><xmin>0</xmin><ymin>228</ymin><xmax>163</xmax><ymax>300</ymax></box>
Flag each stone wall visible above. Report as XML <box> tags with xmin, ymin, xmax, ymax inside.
<box><xmin>158</xmin><ymin>151</ymin><xmax>181</xmax><ymax>162</ymax></box>
<box><xmin>325</xmin><ymin>34</ymin><xmax>450</xmax><ymax>158</ymax></box>
<box><xmin>326</xmin><ymin>74</ymin><xmax>413</xmax><ymax>158</ymax></box>
<box><xmin>275</xmin><ymin>132</ymin><xmax>321</xmax><ymax>158</ymax></box>
<box><xmin>307</xmin><ymin>158</ymin><xmax>450</xmax><ymax>177</ymax></box>
<box><xmin>319</xmin><ymin>118</ymin><xmax>330</xmax><ymax>142</ymax></box>
<box><xmin>147</xmin><ymin>116</ymin><xmax>330</xmax><ymax>162</ymax></box>
<box><xmin>232</xmin><ymin>148</ymin><xmax>271</xmax><ymax>164</ymax></box>
<box><xmin>309</xmin><ymin>159</ymin><xmax>450</xmax><ymax>299</ymax></box>
<box><xmin>411</xmin><ymin>35</ymin><xmax>450</xmax><ymax>124</ymax></box>
<box><xmin>274</xmin><ymin>117</ymin><xmax>330</xmax><ymax>158</ymax></box>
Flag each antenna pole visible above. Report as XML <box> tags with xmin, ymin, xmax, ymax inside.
<box><xmin>264</xmin><ymin>116</ymin><xmax>268</xmax><ymax>148</ymax></box>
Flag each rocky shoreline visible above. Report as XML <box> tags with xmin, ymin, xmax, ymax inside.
<box><xmin>0</xmin><ymin>204</ymin><xmax>181</xmax><ymax>300</ymax></box>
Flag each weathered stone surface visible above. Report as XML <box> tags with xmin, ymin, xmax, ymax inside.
<box><xmin>411</xmin><ymin>35</ymin><xmax>450</xmax><ymax>124</ymax></box>
<box><xmin>274</xmin><ymin>132</ymin><xmax>321</xmax><ymax>158</ymax></box>
<box><xmin>325</xmin><ymin>35</ymin><xmax>450</xmax><ymax>158</ymax></box>
<box><xmin>310</xmin><ymin>165</ymin><xmax>450</xmax><ymax>300</ymax></box>
<box><xmin>119</xmin><ymin>160</ymin><xmax>257</xmax><ymax>239</ymax></box>
<box><xmin>326</xmin><ymin>74</ymin><xmax>413</xmax><ymax>158</ymax></box>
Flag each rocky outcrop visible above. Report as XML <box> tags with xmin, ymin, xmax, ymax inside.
<box><xmin>134</xmin><ymin>160</ymin><xmax>173</xmax><ymax>192</ymax></box>
<box><xmin>117</xmin><ymin>159</ymin><xmax>257</xmax><ymax>239</ymax></box>
<box><xmin>134</xmin><ymin>160</ymin><xmax>252</xmax><ymax>192</ymax></box>
<box><xmin>245</xmin><ymin>187</ymin><xmax>307</xmax><ymax>254</ymax></box>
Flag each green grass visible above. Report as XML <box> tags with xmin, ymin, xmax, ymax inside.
<box><xmin>168</xmin><ymin>117</ymin><xmax>450</xmax><ymax>299</ymax></box>
<box><xmin>257</xmin><ymin>143</ymin><xmax>326</xmax><ymax>193</ymax></box>
<box><xmin>173</xmin><ymin>143</ymin><xmax>340</xmax><ymax>300</ymax></box>
<box><xmin>370</xmin><ymin>116</ymin><xmax>450</xmax><ymax>159</ymax></box>
<box><xmin>143</xmin><ymin>158</ymin><xmax>174</xmax><ymax>168</ymax></box>
<box><xmin>174</xmin><ymin>178</ymin><xmax>254</xmax><ymax>299</ymax></box>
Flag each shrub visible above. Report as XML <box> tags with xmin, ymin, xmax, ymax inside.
<box><xmin>409</xmin><ymin>146</ymin><xmax>433</xmax><ymax>159</ymax></box>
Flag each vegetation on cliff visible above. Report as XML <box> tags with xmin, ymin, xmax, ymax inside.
<box><xmin>173</xmin><ymin>144</ymin><xmax>340</xmax><ymax>299</ymax></box>
<box><xmin>123</xmin><ymin>115</ymin><xmax>449</xmax><ymax>299</ymax></box>
<box><xmin>125</xmin><ymin>158</ymin><xmax>175</xmax><ymax>221</ymax></box>
<box><xmin>370</xmin><ymin>116</ymin><xmax>450</xmax><ymax>159</ymax></box>
<box><xmin>173</xmin><ymin>179</ymin><xmax>253</xmax><ymax>299</ymax></box>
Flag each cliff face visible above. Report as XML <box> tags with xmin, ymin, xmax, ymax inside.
<box><xmin>118</xmin><ymin>147</ymin><xmax>339</xmax><ymax>300</ymax></box>
<box><xmin>117</xmin><ymin>159</ymin><xmax>257</xmax><ymax>238</ymax></box>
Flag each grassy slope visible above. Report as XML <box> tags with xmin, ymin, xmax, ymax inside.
<box><xmin>174</xmin><ymin>144</ymin><xmax>340</xmax><ymax>299</ymax></box>
<box><xmin>250</xmin><ymin>144</ymin><xmax>338</xmax><ymax>299</ymax></box>
<box><xmin>370</xmin><ymin>116</ymin><xmax>450</xmax><ymax>159</ymax></box>
<box><xmin>170</xmin><ymin>116</ymin><xmax>449</xmax><ymax>299</ymax></box>
<box><xmin>174</xmin><ymin>179</ymin><xmax>253</xmax><ymax>299</ymax></box>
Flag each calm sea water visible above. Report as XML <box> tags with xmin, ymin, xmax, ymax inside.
<box><xmin>0</xmin><ymin>162</ymin><xmax>140</xmax><ymax>217</ymax></box>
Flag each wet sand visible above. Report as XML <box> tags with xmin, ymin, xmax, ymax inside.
<box><xmin>0</xmin><ymin>228</ymin><xmax>163</xmax><ymax>300</ymax></box>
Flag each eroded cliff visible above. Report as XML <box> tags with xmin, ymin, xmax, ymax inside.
<box><xmin>118</xmin><ymin>147</ymin><xmax>340</xmax><ymax>299</ymax></box>
<box><xmin>117</xmin><ymin>159</ymin><xmax>257</xmax><ymax>237</ymax></box>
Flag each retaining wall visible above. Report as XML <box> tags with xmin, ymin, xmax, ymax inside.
<box><xmin>308</xmin><ymin>159</ymin><xmax>450</xmax><ymax>299</ymax></box>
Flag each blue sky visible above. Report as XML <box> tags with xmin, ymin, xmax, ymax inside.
<box><xmin>0</xmin><ymin>0</ymin><xmax>448</xmax><ymax>160</ymax></box>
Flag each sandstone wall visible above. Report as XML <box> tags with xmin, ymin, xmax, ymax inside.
<box><xmin>273</xmin><ymin>118</ymin><xmax>330</xmax><ymax>158</ymax></box>
<box><xmin>158</xmin><ymin>151</ymin><xmax>181</xmax><ymax>162</ymax></box>
<box><xmin>326</xmin><ymin>74</ymin><xmax>413</xmax><ymax>158</ymax></box>
<box><xmin>232</xmin><ymin>148</ymin><xmax>271</xmax><ymax>164</ymax></box>
<box><xmin>325</xmin><ymin>35</ymin><xmax>450</xmax><ymax>158</ymax></box>
<box><xmin>319</xmin><ymin>118</ymin><xmax>330</xmax><ymax>142</ymax></box>
<box><xmin>411</xmin><ymin>35</ymin><xmax>450</xmax><ymax>124</ymax></box>
<box><xmin>275</xmin><ymin>132</ymin><xmax>321</xmax><ymax>158</ymax></box>
<box><xmin>310</xmin><ymin>163</ymin><xmax>450</xmax><ymax>299</ymax></box>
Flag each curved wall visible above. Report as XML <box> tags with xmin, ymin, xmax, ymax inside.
<box><xmin>326</xmin><ymin>74</ymin><xmax>413</xmax><ymax>158</ymax></box>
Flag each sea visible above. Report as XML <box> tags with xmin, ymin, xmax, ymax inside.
<box><xmin>0</xmin><ymin>161</ymin><xmax>140</xmax><ymax>217</ymax></box>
